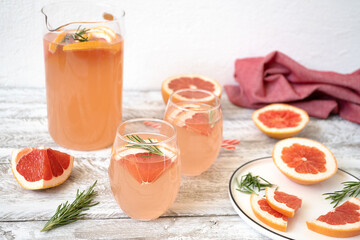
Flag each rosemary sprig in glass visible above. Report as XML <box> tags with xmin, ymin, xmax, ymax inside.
<box><xmin>209</xmin><ymin>110</ymin><xmax>215</xmax><ymax>128</ymax></box>
<box><xmin>236</xmin><ymin>172</ymin><xmax>275</xmax><ymax>194</ymax></box>
<box><xmin>41</xmin><ymin>181</ymin><xmax>99</xmax><ymax>232</ymax></box>
<box><xmin>126</xmin><ymin>134</ymin><xmax>163</xmax><ymax>156</ymax></box>
<box><xmin>72</xmin><ymin>25</ymin><xmax>89</xmax><ymax>42</ymax></box>
<box><xmin>323</xmin><ymin>180</ymin><xmax>360</xmax><ymax>207</ymax></box>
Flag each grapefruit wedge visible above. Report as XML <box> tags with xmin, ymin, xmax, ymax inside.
<box><xmin>306</xmin><ymin>197</ymin><xmax>360</xmax><ymax>238</ymax></box>
<box><xmin>265</xmin><ymin>187</ymin><xmax>302</xmax><ymax>217</ymax></box>
<box><xmin>250</xmin><ymin>193</ymin><xmax>288</xmax><ymax>232</ymax></box>
<box><xmin>161</xmin><ymin>74</ymin><xmax>222</xmax><ymax>104</ymax></box>
<box><xmin>252</xmin><ymin>104</ymin><xmax>309</xmax><ymax>139</ymax></box>
<box><xmin>272</xmin><ymin>138</ymin><xmax>337</xmax><ymax>185</ymax></box>
<box><xmin>11</xmin><ymin>147</ymin><xmax>74</xmax><ymax>190</ymax></box>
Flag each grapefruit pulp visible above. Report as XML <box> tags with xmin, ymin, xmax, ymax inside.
<box><xmin>161</xmin><ymin>74</ymin><xmax>222</xmax><ymax>104</ymax></box>
<box><xmin>11</xmin><ymin>147</ymin><xmax>74</xmax><ymax>190</ymax></box>
<box><xmin>306</xmin><ymin>197</ymin><xmax>360</xmax><ymax>238</ymax></box>
<box><xmin>252</xmin><ymin>104</ymin><xmax>309</xmax><ymax>139</ymax></box>
<box><xmin>272</xmin><ymin>138</ymin><xmax>337</xmax><ymax>185</ymax></box>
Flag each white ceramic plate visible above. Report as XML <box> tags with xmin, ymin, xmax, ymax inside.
<box><xmin>228</xmin><ymin>157</ymin><xmax>360</xmax><ymax>240</ymax></box>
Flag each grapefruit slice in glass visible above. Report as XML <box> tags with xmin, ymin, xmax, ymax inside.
<box><xmin>306</xmin><ymin>197</ymin><xmax>360</xmax><ymax>238</ymax></box>
<box><xmin>265</xmin><ymin>187</ymin><xmax>302</xmax><ymax>217</ymax></box>
<box><xmin>250</xmin><ymin>193</ymin><xmax>288</xmax><ymax>232</ymax></box>
<box><xmin>166</xmin><ymin>103</ymin><xmax>216</xmax><ymax>136</ymax></box>
<box><xmin>272</xmin><ymin>138</ymin><xmax>337</xmax><ymax>185</ymax></box>
<box><xmin>120</xmin><ymin>152</ymin><xmax>173</xmax><ymax>184</ymax></box>
<box><xmin>252</xmin><ymin>103</ymin><xmax>309</xmax><ymax>139</ymax></box>
<box><xmin>11</xmin><ymin>147</ymin><xmax>74</xmax><ymax>190</ymax></box>
<box><xmin>161</xmin><ymin>74</ymin><xmax>222</xmax><ymax>104</ymax></box>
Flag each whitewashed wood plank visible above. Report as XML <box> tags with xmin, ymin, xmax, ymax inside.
<box><xmin>0</xmin><ymin>154</ymin><xmax>241</xmax><ymax>220</ymax></box>
<box><xmin>1</xmin><ymin>149</ymin><xmax>359</xmax><ymax>221</ymax></box>
<box><xmin>0</xmin><ymin>216</ymin><xmax>270</xmax><ymax>240</ymax></box>
<box><xmin>1</xmin><ymin>113</ymin><xmax>358</xmax><ymax>145</ymax></box>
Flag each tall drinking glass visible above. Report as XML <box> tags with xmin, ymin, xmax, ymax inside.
<box><xmin>41</xmin><ymin>2</ymin><xmax>125</xmax><ymax>150</ymax></box>
<box><xmin>109</xmin><ymin>119</ymin><xmax>181</xmax><ymax>220</ymax></box>
<box><xmin>164</xmin><ymin>89</ymin><xmax>223</xmax><ymax>176</ymax></box>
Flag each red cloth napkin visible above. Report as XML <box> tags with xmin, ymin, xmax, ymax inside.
<box><xmin>225</xmin><ymin>51</ymin><xmax>360</xmax><ymax>124</ymax></box>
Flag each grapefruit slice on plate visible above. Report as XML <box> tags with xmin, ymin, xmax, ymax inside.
<box><xmin>306</xmin><ymin>197</ymin><xmax>360</xmax><ymax>238</ymax></box>
<box><xmin>161</xmin><ymin>74</ymin><xmax>222</xmax><ymax>104</ymax></box>
<box><xmin>11</xmin><ymin>147</ymin><xmax>74</xmax><ymax>190</ymax></box>
<box><xmin>252</xmin><ymin>103</ymin><xmax>309</xmax><ymax>139</ymax></box>
<box><xmin>265</xmin><ymin>187</ymin><xmax>302</xmax><ymax>217</ymax></box>
<box><xmin>250</xmin><ymin>193</ymin><xmax>288</xmax><ymax>232</ymax></box>
<box><xmin>272</xmin><ymin>138</ymin><xmax>337</xmax><ymax>185</ymax></box>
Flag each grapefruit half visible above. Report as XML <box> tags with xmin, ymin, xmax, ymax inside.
<box><xmin>252</xmin><ymin>104</ymin><xmax>309</xmax><ymax>139</ymax></box>
<box><xmin>265</xmin><ymin>187</ymin><xmax>302</xmax><ymax>217</ymax></box>
<box><xmin>161</xmin><ymin>74</ymin><xmax>222</xmax><ymax>104</ymax></box>
<box><xmin>306</xmin><ymin>197</ymin><xmax>360</xmax><ymax>238</ymax></box>
<box><xmin>272</xmin><ymin>138</ymin><xmax>337</xmax><ymax>185</ymax></box>
<box><xmin>11</xmin><ymin>147</ymin><xmax>74</xmax><ymax>190</ymax></box>
<box><xmin>250</xmin><ymin>193</ymin><xmax>288</xmax><ymax>232</ymax></box>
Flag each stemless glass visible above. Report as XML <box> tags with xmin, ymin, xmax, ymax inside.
<box><xmin>108</xmin><ymin>119</ymin><xmax>181</xmax><ymax>220</ymax></box>
<box><xmin>164</xmin><ymin>89</ymin><xmax>223</xmax><ymax>176</ymax></box>
<box><xmin>41</xmin><ymin>2</ymin><xmax>125</xmax><ymax>150</ymax></box>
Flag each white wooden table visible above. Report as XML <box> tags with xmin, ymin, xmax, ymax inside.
<box><xmin>0</xmin><ymin>88</ymin><xmax>359</xmax><ymax>239</ymax></box>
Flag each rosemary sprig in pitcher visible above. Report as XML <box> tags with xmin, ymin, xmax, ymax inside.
<box><xmin>72</xmin><ymin>25</ymin><xmax>90</xmax><ymax>42</ymax></box>
<box><xmin>126</xmin><ymin>135</ymin><xmax>163</xmax><ymax>156</ymax></box>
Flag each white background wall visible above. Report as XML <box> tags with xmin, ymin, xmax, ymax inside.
<box><xmin>0</xmin><ymin>0</ymin><xmax>359</xmax><ymax>90</ymax></box>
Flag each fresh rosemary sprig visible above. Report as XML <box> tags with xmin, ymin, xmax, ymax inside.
<box><xmin>236</xmin><ymin>172</ymin><xmax>275</xmax><ymax>194</ymax></box>
<box><xmin>72</xmin><ymin>25</ymin><xmax>89</xmax><ymax>42</ymax></box>
<box><xmin>126</xmin><ymin>135</ymin><xmax>163</xmax><ymax>156</ymax></box>
<box><xmin>323</xmin><ymin>180</ymin><xmax>360</xmax><ymax>207</ymax></box>
<box><xmin>41</xmin><ymin>181</ymin><xmax>99</xmax><ymax>232</ymax></box>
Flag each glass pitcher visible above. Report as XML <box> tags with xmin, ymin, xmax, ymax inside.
<box><xmin>41</xmin><ymin>2</ymin><xmax>125</xmax><ymax>150</ymax></box>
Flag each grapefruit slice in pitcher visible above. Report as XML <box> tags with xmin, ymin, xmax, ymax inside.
<box><xmin>161</xmin><ymin>74</ymin><xmax>222</xmax><ymax>104</ymax></box>
<box><xmin>265</xmin><ymin>187</ymin><xmax>302</xmax><ymax>217</ymax></box>
<box><xmin>252</xmin><ymin>104</ymin><xmax>309</xmax><ymax>139</ymax></box>
<box><xmin>48</xmin><ymin>31</ymin><xmax>67</xmax><ymax>53</ymax></box>
<box><xmin>306</xmin><ymin>197</ymin><xmax>360</xmax><ymax>238</ymax></box>
<box><xmin>272</xmin><ymin>138</ymin><xmax>337</xmax><ymax>185</ymax></box>
<box><xmin>250</xmin><ymin>193</ymin><xmax>288</xmax><ymax>232</ymax></box>
<box><xmin>11</xmin><ymin>147</ymin><xmax>74</xmax><ymax>190</ymax></box>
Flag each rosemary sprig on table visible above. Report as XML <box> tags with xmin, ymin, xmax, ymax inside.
<box><xmin>72</xmin><ymin>25</ymin><xmax>89</xmax><ymax>42</ymax></box>
<box><xmin>236</xmin><ymin>173</ymin><xmax>275</xmax><ymax>194</ymax></box>
<box><xmin>323</xmin><ymin>180</ymin><xmax>360</xmax><ymax>207</ymax></box>
<box><xmin>126</xmin><ymin>135</ymin><xmax>163</xmax><ymax>156</ymax></box>
<box><xmin>41</xmin><ymin>181</ymin><xmax>99</xmax><ymax>232</ymax></box>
